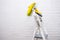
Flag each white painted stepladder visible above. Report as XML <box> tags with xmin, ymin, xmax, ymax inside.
<box><xmin>27</xmin><ymin>2</ymin><xmax>48</xmax><ymax>40</ymax></box>
<box><xmin>33</xmin><ymin>14</ymin><xmax>48</xmax><ymax>40</ymax></box>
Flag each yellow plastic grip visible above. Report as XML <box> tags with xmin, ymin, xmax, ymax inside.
<box><xmin>34</xmin><ymin>8</ymin><xmax>42</xmax><ymax>15</ymax></box>
<box><xmin>27</xmin><ymin>2</ymin><xmax>36</xmax><ymax>16</ymax></box>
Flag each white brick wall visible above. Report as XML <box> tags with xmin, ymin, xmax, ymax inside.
<box><xmin>0</xmin><ymin>0</ymin><xmax>60</xmax><ymax>40</ymax></box>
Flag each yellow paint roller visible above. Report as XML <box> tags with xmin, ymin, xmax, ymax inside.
<box><xmin>27</xmin><ymin>2</ymin><xmax>36</xmax><ymax>16</ymax></box>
